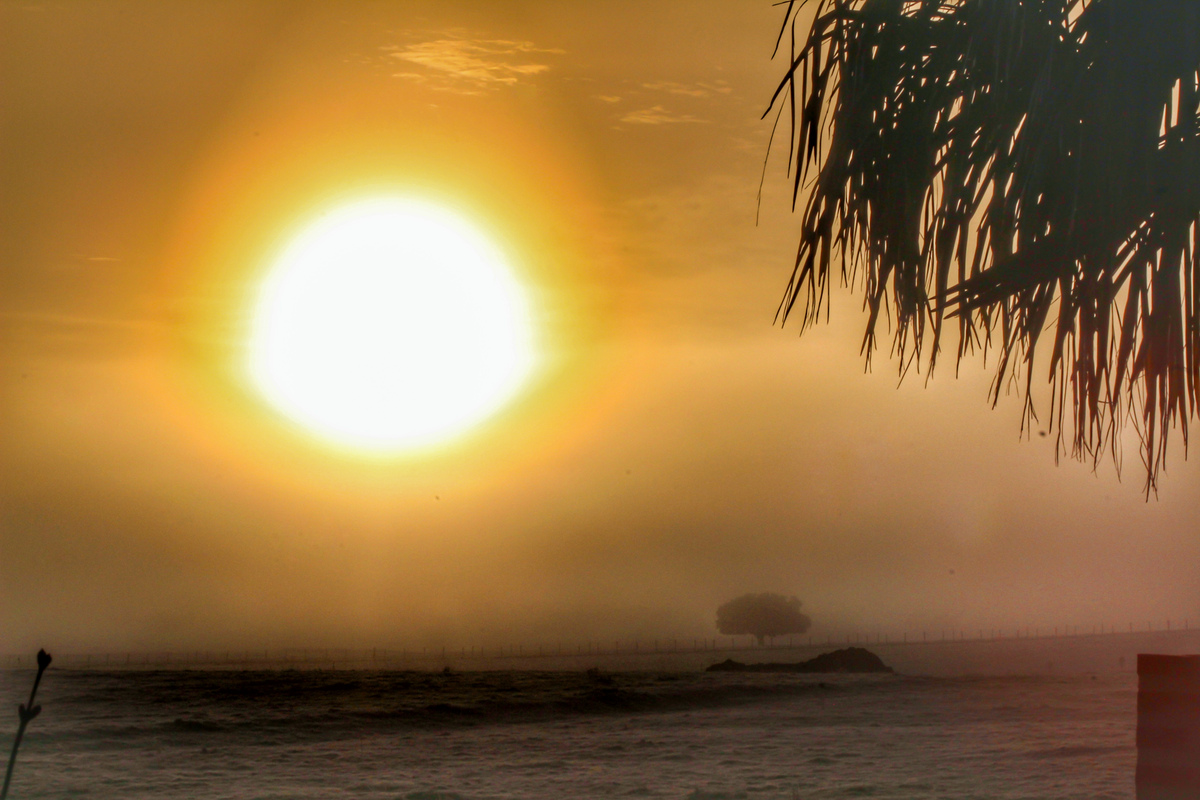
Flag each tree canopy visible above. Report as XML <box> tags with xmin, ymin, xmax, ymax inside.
<box><xmin>767</xmin><ymin>0</ymin><xmax>1200</xmax><ymax>493</ymax></box>
<box><xmin>716</xmin><ymin>592</ymin><xmax>812</xmax><ymax>645</ymax></box>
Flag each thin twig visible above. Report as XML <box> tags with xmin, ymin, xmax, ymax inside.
<box><xmin>1</xmin><ymin>649</ymin><xmax>52</xmax><ymax>800</ymax></box>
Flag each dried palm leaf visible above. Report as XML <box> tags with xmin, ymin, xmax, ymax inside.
<box><xmin>769</xmin><ymin>0</ymin><xmax>1200</xmax><ymax>494</ymax></box>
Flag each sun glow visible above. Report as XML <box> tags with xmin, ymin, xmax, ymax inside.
<box><xmin>248</xmin><ymin>198</ymin><xmax>536</xmax><ymax>452</ymax></box>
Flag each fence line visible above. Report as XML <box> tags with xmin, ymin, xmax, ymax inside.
<box><xmin>3</xmin><ymin>619</ymin><xmax>1194</xmax><ymax>671</ymax></box>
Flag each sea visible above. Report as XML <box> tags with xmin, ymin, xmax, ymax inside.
<box><xmin>0</xmin><ymin>666</ymin><xmax>1134</xmax><ymax>799</ymax></box>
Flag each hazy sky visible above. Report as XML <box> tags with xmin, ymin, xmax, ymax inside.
<box><xmin>2</xmin><ymin>1</ymin><xmax>1198</xmax><ymax>654</ymax></box>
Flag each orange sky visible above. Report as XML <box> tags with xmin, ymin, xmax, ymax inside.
<box><xmin>2</xmin><ymin>0</ymin><xmax>1198</xmax><ymax>653</ymax></box>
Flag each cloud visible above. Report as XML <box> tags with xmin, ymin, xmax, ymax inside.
<box><xmin>619</xmin><ymin>106</ymin><xmax>708</xmax><ymax>125</ymax></box>
<box><xmin>596</xmin><ymin>95</ymin><xmax>622</xmax><ymax>104</ymax></box>
<box><xmin>642</xmin><ymin>80</ymin><xmax>733</xmax><ymax>98</ymax></box>
<box><xmin>614</xmin><ymin>79</ymin><xmax>731</xmax><ymax>124</ymax></box>
<box><xmin>0</xmin><ymin>310</ymin><xmax>158</xmax><ymax>332</ymax></box>
<box><xmin>386</xmin><ymin>36</ymin><xmax>564</xmax><ymax>92</ymax></box>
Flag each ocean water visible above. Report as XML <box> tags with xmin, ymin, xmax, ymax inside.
<box><xmin>0</xmin><ymin>668</ymin><xmax>1134</xmax><ymax>799</ymax></box>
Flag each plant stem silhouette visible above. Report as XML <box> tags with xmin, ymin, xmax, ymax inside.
<box><xmin>1</xmin><ymin>649</ymin><xmax>52</xmax><ymax>800</ymax></box>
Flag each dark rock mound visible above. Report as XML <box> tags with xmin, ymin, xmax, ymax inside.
<box><xmin>706</xmin><ymin>647</ymin><xmax>893</xmax><ymax>674</ymax></box>
<box><xmin>801</xmin><ymin>647</ymin><xmax>892</xmax><ymax>673</ymax></box>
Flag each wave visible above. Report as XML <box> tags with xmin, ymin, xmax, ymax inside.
<box><xmin>27</xmin><ymin>668</ymin><xmax>882</xmax><ymax>743</ymax></box>
<box><xmin>1024</xmin><ymin>744</ymin><xmax>1128</xmax><ymax>760</ymax></box>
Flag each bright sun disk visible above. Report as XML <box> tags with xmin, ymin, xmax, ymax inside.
<box><xmin>248</xmin><ymin>198</ymin><xmax>536</xmax><ymax>451</ymax></box>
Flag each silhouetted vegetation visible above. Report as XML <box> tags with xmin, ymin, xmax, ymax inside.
<box><xmin>2</xmin><ymin>649</ymin><xmax>51</xmax><ymax>800</ymax></box>
<box><xmin>716</xmin><ymin>593</ymin><xmax>812</xmax><ymax>645</ymax></box>
<box><xmin>767</xmin><ymin>0</ymin><xmax>1200</xmax><ymax>493</ymax></box>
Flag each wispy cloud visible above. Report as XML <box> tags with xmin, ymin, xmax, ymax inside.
<box><xmin>612</xmin><ymin>79</ymin><xmax>732</xmax><ymax>125</ymax></box>
<box><xmin>642</xmin><ymin>80</ymin><xmax>732</xmax><ymax>98</ymax></box>
<box><xmin>386</xmin><ymin>36</ymin><xmax>564</xmax><ymax>93</ymax></box>
<box><xmin>0</xmin><ymin>310</ymin><xmax>159</xmax><ymax>332</ymax></box>
<box><xmin>619</xmin><ymin>106</ymin><xmax>708</xmax><ymax>126</ymax></box>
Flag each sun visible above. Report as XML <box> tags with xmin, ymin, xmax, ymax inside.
<box><xmin>247</xmin><ymin>197</ymin><xmax>537</xmax><ymax>452</ymax></box>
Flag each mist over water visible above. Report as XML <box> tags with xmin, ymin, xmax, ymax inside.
<box><xmin>2</xmin><ymin>667</ymin><xmax>1133</xmax><ymax>799</ymax></box>
<box><xmin>0</xmin><ymin>3</ymin><xmax>1192</xmax><ymax>799</ymax></box>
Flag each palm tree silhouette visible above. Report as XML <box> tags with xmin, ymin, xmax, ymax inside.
<box><xmin>767</xmin><ymin>0</ymin><xmax>1200</xmax><ymax>493</ymax></box>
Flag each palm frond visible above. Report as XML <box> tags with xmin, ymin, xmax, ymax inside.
<box><xmin>769</xmin><ymin>0</ymin><xmax>1200</xmax><ymax>493</ymax></box>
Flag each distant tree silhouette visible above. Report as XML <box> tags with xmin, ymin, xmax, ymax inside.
<box><xmin>717</xmin><ymin>593</ymin><xmax>812</xmax><ymax>645</ymax></box>
<box><xmin>766</xmin><ymin>0</ymin><xmax>1200</xmax><ymax>494</ymax></box>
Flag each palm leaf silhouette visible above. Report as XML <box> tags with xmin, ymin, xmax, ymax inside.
<box><xmin>768</xmin><ymin>0</ymin><xmax>1200</xmax><ymax>493</ymax></box>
